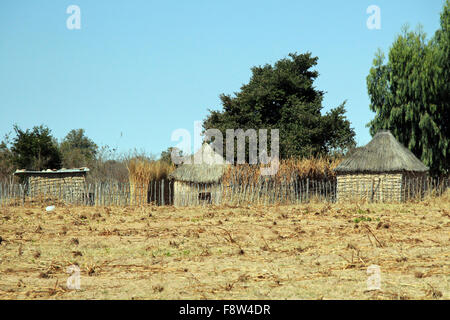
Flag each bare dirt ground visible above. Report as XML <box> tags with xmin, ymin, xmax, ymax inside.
<box><xmin>0</xmin><ymin>195</ymin><xmax>449</xmax><ymax>300</ymax></box>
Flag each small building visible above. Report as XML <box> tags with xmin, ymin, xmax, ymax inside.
<box><xmin>169</xmin><ymin>144</ymin><xmax>229</xmax><ymax>206</ymax></box>
<box><xmin>334</xmin><ymin>131</ymin><xmax>429</xmax><ymax>202</ymax></box>
<box><xmin>14</xmin><ymin>168</ymin><xmax>89</xmax><ymax>203</ymax></box>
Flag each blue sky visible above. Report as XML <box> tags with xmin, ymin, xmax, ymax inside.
<box><xmin>0</xmin><ymin>0</ymin><xmax>445</xmax><ymax>157</ymax></box>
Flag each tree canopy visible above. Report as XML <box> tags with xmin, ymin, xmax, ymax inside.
<box><xmin>0</xmin><ymin>135</ymin><xmax>14</xmax><ymax>179</ymax></box>
<box><xmin>160</xmin><ymin>147</ymin><xmax>183</xmax><ymax>165</ymax></box>
<box><xmin>60</xmin><ymin>129</ymin><xmax>98</xmax><ymax>168</ymax></box>
<box><xmin>203</xmin><ymin>52</ymin><xmax>355</xmax><ymax>160</ymax></box>
<box><xmin>367</xmin><ymin>1</ymin><xmax>449</xmax><ymax>176</ymax></box>
<box><xmin>10</xmin><ymin>125</ymin><xmax>62</xmax><ymax>171</ymax></box>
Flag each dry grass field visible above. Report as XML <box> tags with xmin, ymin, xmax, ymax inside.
<box><xmin>0</xmin><ymin>194</ymin><xmax>449</xmax><ymax>300</ymax></box>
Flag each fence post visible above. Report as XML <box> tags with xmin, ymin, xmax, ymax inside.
<box><xmin>306</xmin><ymin>178</ymin><xmax>309</xmax><ymax>203</ymax></box>
<box><xmin>161</xmin><ymin>180</ymin><xmax>164</xmax><ymax>206</ymax></box>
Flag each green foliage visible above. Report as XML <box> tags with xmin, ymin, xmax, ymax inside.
<box><xmin>367</xmin><ymin>1</ymin><xmax>449</xmax><ymax>176</ymax></box>
<box><xmin>0</xmin><ymin>125</ymin><xmax>129</xmax><ymax>182</ymax></box>
<box><xmin>203</xmin><ymin>52</ymin><xmax>356</xmax><ymax>159</ymax></box>
<box><xmin>0</xmin><ymin>134</ymin><xmax>14</xmax><ymax>180</ymax></box>
<box><xmin>60</xmin><ymin>129</ymin><xmax>98</xmax><ymax>168</ymax></box>
<box><xmin>10</xmin><ymin>125</ymin><xmax>62</xmax><ymax>171</ymax></box>
<box><xmin>160</xmin><ymin>147</ymin><xmax>183</xmax><ymax>165</ymax></box>
<box><xmin>353</xmin><ymin>216</ymin><xmax>372</xmax><ymax>224</ymax></box>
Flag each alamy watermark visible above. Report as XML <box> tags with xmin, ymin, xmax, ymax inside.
<box><xmin>366</xmin><ymin>265</ymin><xmax>381</xmax><ymax>291</ymax></box>
<box><xmin>366</xmin><ymin>5</ymin><xmax>381</xmax><ymax>30</ymax></box>
<box><xmin>64</xmin><ymin>4</ymin><xmax>381</xmax><ymax>31</ymax></box>
<box><xmin>170</xmin><ymin>121</ymin><xmax>279</xmax><ymax>176</ymax></box>
<box><xmin>66</xmin><ymin>5</ymin><xmax>81</xmax><ymax>30</ymax></box>
<box><xmin>66</xmin><ymin>264</ymin><xmax>81</xmax><ymax>290</ymax></box>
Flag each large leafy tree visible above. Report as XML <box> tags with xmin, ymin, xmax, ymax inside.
<box><xmin>60</xmin><ymin>129</ymin><xmax>98</xmax><ymax>168</ymax></box>
<box><xmin>11</xmin><ymin>125</ymin><xmax>62</xmax><ymax>170</ymax></box>
<box><xmin>203</xmin><ymin>52</ymin><xmax>355</xmax><ymax>159</ymax></box>
<box><xmin>367</xmin><ymin>1</ymin><xmax>449</xmax><ymax>176</ymax></box>
<box><xmin>434</xmin><ymin>0</ymin><xmax>450</xmax><ymax>167</ymax></box>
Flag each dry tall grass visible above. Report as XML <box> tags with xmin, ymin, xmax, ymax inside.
<box><xmin>127</xmin><ymin>159</ymin><xmax>174</xmax><ymax>185</ymax></box>
<box><xmin>127</xmin><ymin>159</ymin><xmax>174</xmax><ymax>204</ymax></box>
<box><xmin>223</xmin><ymin>157</ymin><xmax>342</xmax><ymax>185</ymax></box>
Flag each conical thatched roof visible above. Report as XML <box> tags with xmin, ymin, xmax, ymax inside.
<box><xmin>169</xmin><ymin>143</ymin><xmax>230</xmax><ymax>183</ymax></box>
<box><xmin>335</xmin><ymin>130</ymin><xmax>429</xmax><ymax>173</ymax></box>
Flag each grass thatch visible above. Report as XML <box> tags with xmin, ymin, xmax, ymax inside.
<box><xmin>127</xmin><ymin>158</ymin><xmax>175</xmax><ymax>203</ymax></box>
<box><xmin>169</xmin><ymin>142</ymin><xmax>342</xmax><ymax>184</ymax></box>
<box><xmin>169</xmin><ymin>143</ymin><xmax>230</xmax><ymax>183</ymax></box>
<box><xmin>169</xmin><ymin>163</ymin><xmax>228</xmax><ymax>183</ymax></box>
<box><xmin>222</xmin><ymin>157</ymin><xmax>343</xmax><ymax>185</ymax></box>
<box><xmin>335</xmin><ymin>130</ymin><xmax>429</xmax><ymax>173</ymax></box>
<box><xmin>127</xmin><ymin>158</ymin><xmax>174</xmax><ymax>185</ymax></box>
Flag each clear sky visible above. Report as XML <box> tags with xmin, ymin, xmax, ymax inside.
<box><xmin>0</xmin><ymin>0</ymin><xmax>445</xmax><ymax>157</ymax></box>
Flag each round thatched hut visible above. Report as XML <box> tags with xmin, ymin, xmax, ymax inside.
<box><xmin>169</xmin><ymin>143</ymin><xmax>230</xmax><ymax>206</ymax></box>
<box><xmin>334</xmin><ymin>130</ymin><xmax>429</xmax><ymax>202</ymax></box>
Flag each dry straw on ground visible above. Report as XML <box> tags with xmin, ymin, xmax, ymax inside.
<box><xmin>0</xmin><ymin>191</ymin><xmax>448</xmax><ymax>300</ymax></box>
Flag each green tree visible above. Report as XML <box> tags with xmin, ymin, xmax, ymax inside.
<box><xmin>60</xmin><ymin>129</ymin><xmax>98</xmax><ymax>168</ymax></box>
<box><xmin>0</xmin><ymin>134</ymin><xmax>14</xmax><ymax>180</ymax></box>
<box><xmin>433</xmin><ymin>0</ymin><xmax>450</xmax><ymax>167</ymax></box>
<box><xmin>160</xmin><ymin>147</ymin><xmax>183</xmax><ymax>165</ymax></box>
<box><xmin>203</xmin><ymin>53</ymin><xmax>355</xmax><ymax>160</ymax></box>
<box><xmin>367</xmin><ymin>1</ymin><xmax>449</xmax><ymax>176</ymax></box>
<box><xmin>10</xmin><ymin>125</ymin><xmax>62</xmax><ymax>170</ymax></box>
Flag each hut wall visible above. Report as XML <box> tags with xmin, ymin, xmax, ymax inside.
<box><xmin>337</xmin><ymin>173</ymin><xmax>403</xmax><ymax>202</ymax></box>
<box><xmin>27</xmin><ymin>173</ymin><xmax>87</xmax><ymax>202</ymax></box>
<box><xmin>173</xmin><ymin>181</ymin><xmax>222</xmax><ymax>206</ymax></box>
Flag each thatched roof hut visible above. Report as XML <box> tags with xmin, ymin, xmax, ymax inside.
<box><xmin>169</xmin><ymin>143</ymin><xmax>229</xmax><ymax>183</ymax></box>
<box><xmin>335</xmin><ymin>130</ymin><xmax>428</xmax><ymax>173</ymax></box>
<box><xmin>169</xmin><ymin>143</ymin><xmax>230</xmax><ymax>206</ymax></box>
<box><xmin>335</xmin><ymin>130</ymin><xmax>429</xmax><ymax>202</ymax></box>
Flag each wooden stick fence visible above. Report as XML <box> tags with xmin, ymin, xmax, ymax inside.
<box><xmin>0</xmin><ymin>177</ymin><xmax>448</xmax><ymax>207</ymax></box>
